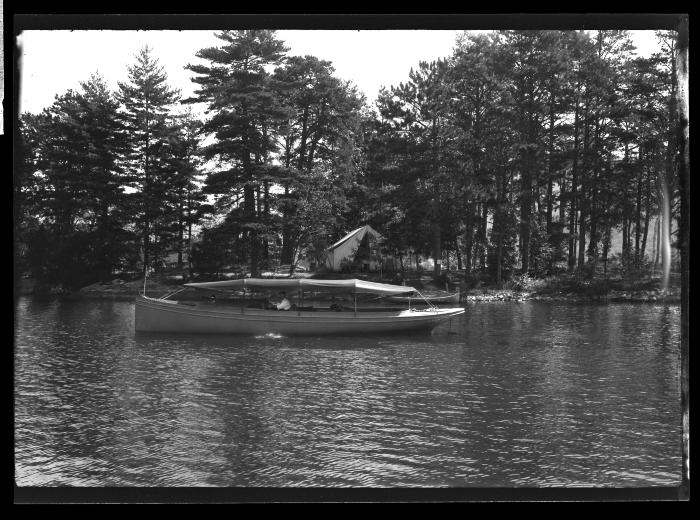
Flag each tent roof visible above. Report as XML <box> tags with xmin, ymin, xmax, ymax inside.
<box><xmin>184</xmin><ymin>278</ymin><xmax>415</xmax><ymax>295</ymax></box>
<box><xmin>327</xmin><ymin>225</ymin><xmax>382</xmax><ymax>251</ymax></box>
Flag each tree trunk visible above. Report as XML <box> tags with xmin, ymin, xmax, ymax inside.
<box><xmin>520</xmin><ymin>147</ymin><xmax>533</xmax><ymax>275</ymax></box>
<box><xmin>640</xmin><ymin>156</ymin><xmax>652</xmax><ymax>263</ymax></box>
<box><xmin>568</xmin><ymin>87</ymin><xmax>580</xmax><ymax>271</ymax></box>
<box><xmin>630</xmin><ymin>218</ymin><xmax>636</xmax><ymax>264</ymax></box>
<box><xmin>587</xmin><ymin>119</ymin><xmax>602</xmax><ymax>267</ymax></box>
<box><xmin>153</xmin><ymin>220</ymin><xmax>159</xmax><ymax>273</ymax></box>
<box><xmin>559</xmin><ymin>172</ymin><xmax>567</xmax><ymax>227</ymax></box>
<box><xmin>177</xmin><ymin>213</ymin><xmax>184</xmax><ymax>268</ymax></box>
<box><xmin>578</xmin><ymin>96</ymin><xmax>590</xmax><ymax>272</ymax></box>
<box><xmin>431</xmin><ymin>118</ymin><xmax>441</xmax><ymax>281</ymax></box>
<box><xmin>464</xmin><ymin>203</ymin><xmax>474</xmax><ymax>271</ymax></box>
<box><xmin>298</xmin><ymin>106</ymin><xmax>309</xmax><ymax>171</ymax></box>
<box><xmin>546</xmin><ymin>87</ymin><xmax>556</xmax><ymax>237</ymax></box>
<box><xmin>494</xmin><ymin>170</ymin><xmax>507</xmax><ymax>288</ymax></box>
<box><xmin>622</xmin><ymin>214</ymin><xmax>628</xmax><ymax>263</ymax></box>
<box><xmin>244</xmin><ymin>179</ymin><xmax>258</xmax><ymax>276</ymax></box>
<box><xmin>496</xmin><ymin>237</ymin><xmax>503</xmax><ymax>289</ymax></box>
<box><xmin>653</xmin><ymin>216</ymin><xmax>660</xmax><ymax>270</ymax></box>
<box><xmin>602</xmin><ymin>223</ymin><xmax>612</xmax><ymax>276</ymax></box>
<box><xmin>577</xmin><ymin>196</ymin><xmax>586</xmax><ymax>270</ymax></box>
<box><xmin>479</xmin><ymin>201</ymin><xmax>488</xmax><ymax>271</ymax></box>
<box><xmin>634</xmin><ymin>152</ymin><xmax>643</xmax><ymax>267</ymax></box>
<box><xmin>280</xmin><ymin>181</ymin><xmax>294</xmax><ymax>265</ymax></box>
<box><xmin>431</xmin><ymin>218</ymin><xmax>442</xmax><ymax>279</ymax></box>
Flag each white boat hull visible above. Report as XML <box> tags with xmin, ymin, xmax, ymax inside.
<box><xmin>135</xmin><ymin>296</ymin><xmax>464</xmax><ymax>335</ymax></box>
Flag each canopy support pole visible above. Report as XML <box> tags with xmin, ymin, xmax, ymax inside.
<box><xmin>160</xmin><ymin>287</ymin><xmax>185</xmax><ymax>300</ymax></box>
<box><xmin>414</xmin><ymin>289</ymin><xmax>439</xmax><ymax>311</ymax></box>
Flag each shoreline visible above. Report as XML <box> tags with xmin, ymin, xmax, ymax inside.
<box><xmin>15</xmin><ymin>278</ymin><xmax>681</xmax><ymax>304</ymax></box>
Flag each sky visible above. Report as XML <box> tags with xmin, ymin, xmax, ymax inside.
<box><xmin>18</xmin><ymin>29</ymin><xmax>664</xmax><ymax>116</ymax></box>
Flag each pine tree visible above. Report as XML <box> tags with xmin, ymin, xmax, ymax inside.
<box><xmin>372</xmin><ymin>59</ymin><xmax>458</xmax><ymax>280</ymax></box>
<box><xmin>272</xmin><ymin>55</ymin><xmax>365</xmax><ymax>265</ymax></box>
<box><xmin>19</xmin><ymin>74</ymin><xmax>135</xmax><ymax>287</ymax></box>
<box><xmin>117</xmin><ymin>46</ymin><xmax>180</xmax><ymax>273</ymax></box>
<box><xmin>162</xmin><ymin>110</ymin><xmax>206</xmax><ymax>270</ymax></box>
<box><xmin>186</xmin><ymin>30</ymin><xmax>289</xmax><ymax>276</ymax></box>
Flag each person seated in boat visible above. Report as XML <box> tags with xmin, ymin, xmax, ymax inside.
<box><xmin>267</xmin><ymin>291</ymin><xmax>291</xmax><ymax>311</ymax></box>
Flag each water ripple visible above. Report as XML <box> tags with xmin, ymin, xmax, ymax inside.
<box><xmin>14</xmin><ymin>298</ymin><xmax>682</xmax><ymax>487</ymax></box>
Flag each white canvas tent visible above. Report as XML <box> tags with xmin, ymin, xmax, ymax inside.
<box><xmin>325</xmin><ymin>225</ymin><xmax>384</xmax><ymax>272</ymax></box>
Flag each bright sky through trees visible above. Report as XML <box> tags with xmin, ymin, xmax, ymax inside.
<box><xmin>18</xmin><ymin>29</ymin><xmax>663</xmax><ymax>116</ymax></box>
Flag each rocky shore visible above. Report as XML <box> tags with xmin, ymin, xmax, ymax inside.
<box><xmin>460</xmin><ymin>288</ymin><xmax>680</xmax><ymax>303</ymax></box>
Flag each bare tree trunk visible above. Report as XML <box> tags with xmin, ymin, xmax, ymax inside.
<box><xmin>568</xmin><ymin>87</ymin><xmax>580</xmax><ymax>271</ymax></box>
<box><xmin>577</xmin><ymin>198</ymin><xmax>586</xmax><ymax>270</ymax></box>
<box><xmin>244</xmin><ymin>183</ymin><xmax>258</xmax><ymax>277</ymax></box>
<box><xmin>177</xmin><ymin>210</ymin><xmax>184</xmax><ymax>268</ymax></box>
<box><xmin>520</xmin><ymin>149</ymin><xmax>533</xmax><ymax>275</ymax></box>
<box><xmin>622</xmin><ymin>214</ymin><xmax>628</xmax><ymax>263</ymax></box>
<box><xmin>653</xmin><ymin>216</ymin><xmax>660</xmax><ymax>270</ymax></box>
<box><xmin>464</xmin><ymin>202</ymin><xmax>474</xmax><ymax>271</ymax></box>
<box><xmin>431</xmin><ymin>119</ymin><xmax>441</xmax><ymax>281</ymax></box>
<box><xmin>641</xmin><ymin>192</ymin><xmax>652</xmax><ymax>266</ymax></box>
<box><xmin>634</xmin><ymin>151</ymin><xmax>643</xmax><ymax>267</ymax></box>
<box><xmin>431</xmin><ymin>217</ymin><xmax>442</xmax><ymax>279</ymax></box>
<box><xmin>578</xmin><ymin>96</ymin><xmax>590</xmax><ymax>272</ymax></box>
<box><xmin>602</xmin><ymin>223</ymin><xmax>612</xmax><ymax>276</ymax></box>
<box><xmin>546</xmin><ymin>87</ymin><xmax>556</xmax><ymax>237</ymax></box>
<box><xmin>587</xmin><ymin>121</ymin><xmax>602</xmax><ymax>268</ymax></box>
<box><xmin>494</xmin><ymin>170</ymin><xmax>507</xmax><ymax>289</ymax></box>
<box><xmin>479</xmin><ymin>201</ymin><xmax>488</xmax><ymax>271</ymax></box>
<box><xmin>559</xmin><ymin>172</ymin><xmax>567</xmax><ymax>227</ymax></box>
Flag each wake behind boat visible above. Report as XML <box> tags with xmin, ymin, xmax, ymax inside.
<box><xmin>135</xmin><ymin>278</ymin><xmax>464</xmax><ymax>335</ymax></box>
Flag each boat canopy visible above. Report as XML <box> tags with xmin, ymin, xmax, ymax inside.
<box><xmin>184</xmin><ymin>278</ymin><xmax>416</xmax><ymax>295</ymax></box>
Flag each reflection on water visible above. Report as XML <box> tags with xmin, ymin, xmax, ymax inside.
<box><xmin>14</xmin><ymin>297</ymin><xmax>682</xmax><ymax>487</ymax></box>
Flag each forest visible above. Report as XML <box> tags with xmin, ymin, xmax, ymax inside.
<box><xmin>14</xmin><ymin>29</ymin><xmax>686</xmax><ymax>294</ymax></box>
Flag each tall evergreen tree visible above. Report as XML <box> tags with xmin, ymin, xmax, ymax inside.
<box><xmin>186</xmin><ymin>30</ymin><xmax>289</xmax><ymax>276</ymax></box>
<box><xmin>373</xmin><ymin>59</ymin><xmax>458</xmax><ymax>280</ymax></box>
<box><xmin>272</xmin><ymin>55</ymin><xmax>365</xmax><ymax>265</ymax></box>
<box><xmin>19</xmin><ymin>74</ymin><xmax>135</xmax><ymax>287</ymax></box>
<box><xmin>117</xmin><ymin>46</ymin><xmax>180</xmax><ymax>273</ymax></box>
<box><xmin>449</xmin><ymin>32</ymin><xmax>511</xmax><ymax>278</ymax></box>
<box><xmin>163</xmin><ymin>110</ymin><xmax>206</xmax><ymax>269</ymax></box>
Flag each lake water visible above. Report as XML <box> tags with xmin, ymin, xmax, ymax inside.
<box><xmin>14</xmin><ymin>297</ymin><xmax>683</xmax><ymax>488</ymax></box>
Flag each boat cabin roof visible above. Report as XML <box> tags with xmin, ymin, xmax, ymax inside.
<box><xmin>184</xmin><ymin>278</ymin><xmax>416</xmax><ymax>295</ymax></box>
